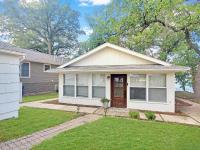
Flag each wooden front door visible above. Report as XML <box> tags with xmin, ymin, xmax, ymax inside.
<box><xmin>111</xmin><ymin>74</ymin><xmax>127</xmax><ymax>108</ymax></box>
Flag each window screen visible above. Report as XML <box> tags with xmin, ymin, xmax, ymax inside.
<box><xmin>76</xmin><ymin>74</ymin><xmax>88</xmax><ymax>97</ymax></box>
<box><xmin>92</xmin><ymin>74</ymin><xmax>105</xmax><ymax>98</ymax></box>
<box><xmin>21</xmin><ymin>63</ymin><xmax>30</xmax><ymax>77</ymax></box>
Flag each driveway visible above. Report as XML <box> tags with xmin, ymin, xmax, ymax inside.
<box><xmin>176</xmin><ymin>97</ymin><xmax>200</xmax><ymax>123</ymax></box>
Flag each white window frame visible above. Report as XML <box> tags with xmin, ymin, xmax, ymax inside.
<box><xmin>129</xmin><ymin>74</ymin><xmax>147</xmax><ymax>101</ymax></box>
<box><xmin>43</xmin><ymin>64</ymin><xmax>51</xmax><ymax>72</ymax></box>
<box><xmin>148</xmin><ymin>74</ymin><xmax>167</xmax><ymax>103</ymax></box>
<box><xmin>129</xmin><ymin>73</ymin><xmax>167</xmax><ymax>104</ymax></box>
<box><xmin>20</xmin><ymin>62</ymin><xmax>30</xmax><ymax>78</ymax></box>
<box><xmin>92</xmin><ymin>73</ymin><xmax>106</xmax><ymax>98</ymax></box>
<box><xmin>63</xmin><ymin>73</ymin><xmax>105</xmax><ymax>99</ymax></box>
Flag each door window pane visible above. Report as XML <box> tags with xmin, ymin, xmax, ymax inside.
<box><xmin>114</xmin><ymin>77</ymin><xmax>123</xmax><ymax>97</ymax></box>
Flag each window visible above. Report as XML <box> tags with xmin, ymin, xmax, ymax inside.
<box><xmin>92</xmin><ymin>74</ymin><xmax>105</xmax><ymax>98</ymax></box>
<box><xmin>76</xmin><ymin>74</ymin><xmax>88</xmax><ymax>97</ymax></box>
<box><xmin>130</xmin><ymin>74</ymin><xmax>146</xmax><ymax>101</ymax></box>
<box><xmin>63</xmin><ymin>74</ymin><xmax>75</xmax><ymax>96</ymax></box>
<box><xmin>44</xmin><ymin>64</ymin><xmax>51</xmax><ymax>71</ymax></box>
<box><xmin>21</xmin><ymin>62</ymin><xmax>30</xmax><ymax>78</ymax></box>
<box><xmin>148</xmin><ymin>74</ymin><xmax>166</xmax><ymax>102</ymax></box>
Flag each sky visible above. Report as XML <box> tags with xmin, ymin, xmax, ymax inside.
<box><xmin>62</xmin><ymin>0</ymin><xmax>112</xmax><ymax>41</ymax></box>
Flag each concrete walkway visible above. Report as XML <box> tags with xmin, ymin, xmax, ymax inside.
<box><xmin>21</xmin><ymin>99</ymin><xmax>200</xmax><ymax>126</ymax></box>
<box><xmin>0</xmin><ymin>114</ymin><xmax>102</xmax><ymax>150</ymax></box>
<box><xmin>176</xmin><ymin>97</ymin><xmax>200</xmax><ymax>123</ymax></box>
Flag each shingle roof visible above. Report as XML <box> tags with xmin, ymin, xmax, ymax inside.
<box><xmin>47</xmin><ymin>65</ymin><xmax>190</xmax><ymax>73</ymax></box>
<box><xmin>0</xmin><ymin>41</ymin><xmax>69</xmax><ymax>65</ymax></box>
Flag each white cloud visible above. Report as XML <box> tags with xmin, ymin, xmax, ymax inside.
<box><xmin>79</xmin><ymin>0</ymin><xmax>112</xmax><ymax>6</ymax></box>
<box><xmin>82</xmin><ymin>27</ymin><xmax>93</xmax><ymax>36</ymax></box>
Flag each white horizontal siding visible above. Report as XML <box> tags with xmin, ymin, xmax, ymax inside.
<box><xmin>0</xmin><ymin>92</ymin><xmax>21</xmax><ymax>104</ymax></box>
<box><xmin>0</xmin><ymin>52</ymin><xmax>21</xmax><ymax>120</ymax></box>
<box><xmin>0</xmin><ymin>74</ymin><xmax>19</xmax><ymax>83</ymax></box>
<box><xmin>0</xmin><ymin>64</ymin><xmax>19</xmax><ymax>74</ymax></box>
<box><xmin>0</xmin><ymin>83</ymin><xmax>20</xmax><ymax>94</ymax></box>
<box><xmin>0</xmin><ymin>111</ymin><xmax>18</xmax><ymax>121</ymax></box>
<box><xmin>0</xmin><ymin>101</ymin><xmax>19</xmax><ymax>114</ymax></box>
<box><xmin>0</xmin><ymin>54</ymin><xmax>20</xmax><ymax>64</ymax></box>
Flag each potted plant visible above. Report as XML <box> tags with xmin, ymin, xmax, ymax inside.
<box><xmin>100</xmin><ymin>98</ymin><xmax>110</xmax><ymax>109</ymax></box>
<box><xmin>100</xmin><ymin>98</ymin><xmax>110</xmax><ymax>117</ymax></box>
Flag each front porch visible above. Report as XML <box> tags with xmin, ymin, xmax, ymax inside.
<box><xmin>59</xmin><ymin>72</ymin><xmax>175</xmax><ymax>112</ymax></box>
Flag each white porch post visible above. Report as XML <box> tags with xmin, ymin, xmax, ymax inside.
<box><xmin>59</xmin><ymin>73</ymin><xmax>64</xmax><ymax>100</ymax></box>
<box><xmin>88</xmin><ymin>73</ymin><xmax>93</xmax><ymax>99</ymax></box>
<box><xmin>105</xmin><ymin>73</ymin><xmax>111</xmax><ymax>107</ymax></box>
<box><xmin>127</xmin><ymin>74</ymin><xmax>130</xmax><ymax>108</ymax></box>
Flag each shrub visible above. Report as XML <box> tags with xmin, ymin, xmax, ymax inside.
<box><xmin>129</xmin><ymin>111</ymin><xmax>140</xmax><ymax>119</ymax></box>
<box><xmin>145</xmin><ymin>111</ymin><xmax>156</xmax><ymax>120</ymax></box>
<box><xmin>100</xmin><ymin>98</ymin><xmax>110</xmax><ymax>103</ymax></box>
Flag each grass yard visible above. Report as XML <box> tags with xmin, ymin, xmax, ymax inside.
<box><xmin>33</xmin><ymin>117</ymin><xmax>200</xmax><ymax>150</ymax></box>
<box><xmin>23</xmin><ymin>92</ymin><xmax>58</xmax><ymax>102</ymax></box>
<box><xmin>0</xmin><ymin>107</ymin><xmax>77</xmax><ymax>142</ymax></box>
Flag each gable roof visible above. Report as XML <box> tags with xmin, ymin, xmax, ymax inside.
<box><xmin>59</xmin><ymin>43</ymin><xmax>171</xmax><ymax>68</ymax></box>
<box><xmin>0</xmin><ymin>41</ymin><xmax>69</xmax><ymax>65</ymax></box>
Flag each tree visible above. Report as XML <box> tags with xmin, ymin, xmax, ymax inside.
<box><xmin>87</xmin><ymin>0</ymin><xmax>200</xmax><ymax>98</ymax></box>
<box><xmin>0</xmin><ymin>0</ymin><xmax>83</xmax><ymax>56</ymax></box>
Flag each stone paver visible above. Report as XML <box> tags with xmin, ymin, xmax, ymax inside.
<box><xmin>160</xmin><ymin>114</ymin><xmax>200</xmax><ymax>126</ymax></box>
<box><xmin>155</xmin><ymin>114</ymin><xmax>163</xmax><ymax>121</ymax></box>
<box><xmin>139</xmin><ymin>112</ymin><xmax>147</xmax><ymax>120</ymax></box>
<box><xmin>0</xmin><ymin>114</ymin><xmax>102</xmax><ymax>150</ymax></box>
<box><xmin>79</xmin><ymin>107</ymin><xmax>98</xmax><ymax>113</ymax></box>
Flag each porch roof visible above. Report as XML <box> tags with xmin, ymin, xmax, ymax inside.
<box><xmin>47</xmin><ymin>65</ymin><xmax>190</xmax><ymax>73</ymax></box>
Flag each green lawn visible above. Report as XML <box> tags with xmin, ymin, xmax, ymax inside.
<box><xmin>23</xmin><ymin>92</ymin><xmax>58</xmax><ymax>102</ymax></box>
<box><xmin>0</xmin><ymin>107</ymin><xmax>77</xmax><ymax>142</ymax></box>
<box><xmin>33</xmin><ymin>117</ymin><xmax>200</xmax><ymax>150</ymax></box>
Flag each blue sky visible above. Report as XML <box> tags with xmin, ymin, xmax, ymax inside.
<box><xmin>61</xmin><ymin>0</ymin><xmax>111</xmax><ymax>41</ymax></box>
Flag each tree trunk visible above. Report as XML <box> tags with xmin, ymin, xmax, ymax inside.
<box><xmin>47</xmin><ymin>41</ymin><xmax>52</xmax><ymax>55</ymax></box>
<box><xmin>193</xmin><ymin>63</ymin><xmax>200</xmax><ymax>98</ymax></box>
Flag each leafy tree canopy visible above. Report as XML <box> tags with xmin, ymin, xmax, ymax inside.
<box><xmin>85</xmin><ymin>0</ymin><xmax>200</xmax><ymax>93</ymax></box>
<box><xmin>0</xmin><ymin>0</ymin><xmax>84</xmax><ymax>56</ymax></box>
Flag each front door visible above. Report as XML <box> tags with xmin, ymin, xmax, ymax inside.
<box><xmin>111</xmin><ymin>74</ymin><xmax>127</xmax><ymax>108</ymax></box>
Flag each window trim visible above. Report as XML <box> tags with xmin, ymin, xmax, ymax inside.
<box><xmin>20</xmin><ymin>62</ymin><xmax>30</xmax><ymax>78</ymax></box>
<box><xmin>43</xmin><ymin>64</ymin><xmax>51</xmax><ymax>72</ymax></box>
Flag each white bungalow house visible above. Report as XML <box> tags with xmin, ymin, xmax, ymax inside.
<box><xmin>49</xmin><ymin>43</ymin><xmax>189</xmax><ymax>112</ymax></box>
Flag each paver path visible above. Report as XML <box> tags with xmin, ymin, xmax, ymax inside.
<box><xmin>0</xmin><ymin>114</ymin><xmax>102</xmax><ymax>150</ymax></box>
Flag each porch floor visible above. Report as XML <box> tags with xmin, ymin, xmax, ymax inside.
<box><xmin>21</xmin><ymin>99</ymin><xmax>200</xmax><ymax>126</ymax></box>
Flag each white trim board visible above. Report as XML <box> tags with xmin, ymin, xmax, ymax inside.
<box><xmin>59</xmin><ymin>43</ymin><xmax>171</xmax><ymax>68</ymax></box>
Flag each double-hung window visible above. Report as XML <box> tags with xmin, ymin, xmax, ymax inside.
<box><xmin>76</xmin><ymin>74</ymin><xmax>89</xmax><ymax>97</ymax></box>
<box><xmin>21</xmin><ymin>62</ymin><xmax>30</xmax><ymax>78</ymax></box>
<box><xmin>148</xmin><ymin>74</ymin><xmax>166</xmax><ymax>102</ymax></box>
<box><xmin>92</xmin><ymin>74</ymin><xmax>105</xmax><ymax>98</ymax></box>
<box><xmin>130</xmin><ymin>74</ymin><xmax>146</xmax><ymax>101</ymax></box>
<box><xmin>63</xmin><ymin>74</ymin><xmax>75</xmax><ymax>96</ymax></box>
